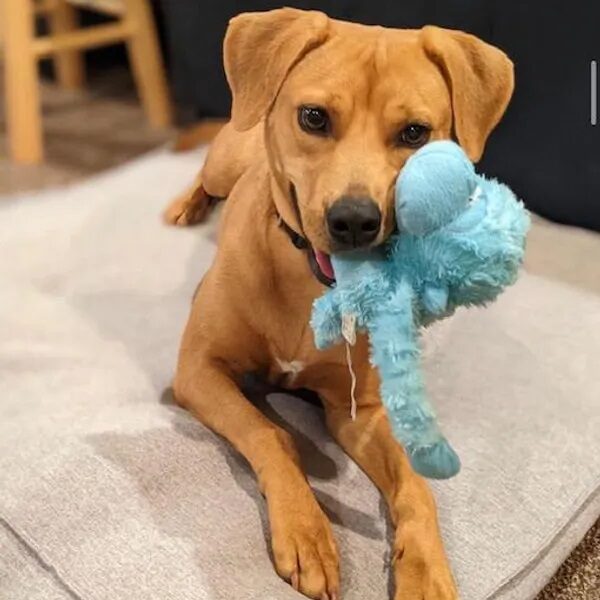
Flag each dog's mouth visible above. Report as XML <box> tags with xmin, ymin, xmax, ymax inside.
<box><xmin>284</xmin><ymin>183</ymin><xmax>336</xmax><ymax>286</ymax></box>
<box><xmin>314</xmin><ymin>250</ymin><xmax>335</xmax><ymax>280</ymax></box>
<box><xmin>308</xmin><ymin>248</ymin><xmax>336</xmax><ymax>287</ymax></box>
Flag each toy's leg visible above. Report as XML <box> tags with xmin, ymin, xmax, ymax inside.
<box><xmin>370</xmin><ymin>281</ymin><xmax>460</xmax><ymax>479</ymax></box>
<box><xmin>323</xmin><ymin>398</ymin><xmax>458</xmax><ymax>600</ymax></box>
<box><xmin>174</xmin><ymin>340</ymin><xmax>339</xmax><ymax>599</ymax></box>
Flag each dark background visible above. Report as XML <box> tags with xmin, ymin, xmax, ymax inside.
<box><xmin>95</xmin><ymin>1</ymin><xmax>600</xmax><ymax>232</ymax></box>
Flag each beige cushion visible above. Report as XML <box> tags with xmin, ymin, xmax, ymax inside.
<box><xmin>0</xmin><ymin>149</ymin><xmax>599</xmax><ymax>600</ymax></box>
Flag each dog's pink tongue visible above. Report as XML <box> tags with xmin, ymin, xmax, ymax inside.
<box><xmin>315</xmin><ymin>250</ymin><xmax>334</xmax><ymax>280</ymax></box>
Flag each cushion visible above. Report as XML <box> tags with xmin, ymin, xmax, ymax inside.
<box><xmin>0</xmin><ymin>149</ymin><xmax>598</xmax><ymax>600</ymax></box>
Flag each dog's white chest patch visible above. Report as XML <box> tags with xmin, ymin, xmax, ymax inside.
<box><xmin>275</xmin><ymin>358</ymin><xmax>305</xmax><ymax>383</ymax></box>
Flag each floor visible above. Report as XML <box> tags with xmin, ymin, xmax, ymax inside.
<box><xmin>1</xmin><ymin>64</ymin><xmax>598</xmax><ymax>600</ymax></box>
<box><xmin>0</xmin><ymin>65</ymin><xmax>172</xmax><ymax>194</ymax></box>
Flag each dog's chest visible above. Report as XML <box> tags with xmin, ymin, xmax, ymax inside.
<box><xmin>273</xmin><ymin>357</ymin><xmax>305</xmax><ymax>386</ymax></box>
<box><xmin>265</xmin><ymin>322</ymin><xmax>312</xmax><ymax>386</ymax></box>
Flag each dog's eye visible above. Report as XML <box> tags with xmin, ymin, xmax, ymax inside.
<box><xmin>298</xmin><ymin>106</ymin><xmax>330</xmax><ymax>135</ymax></box>
<box><xmin>397</xmin><ymin>124</ymin><xmax>430</xmax><ymax>147</ymax></box>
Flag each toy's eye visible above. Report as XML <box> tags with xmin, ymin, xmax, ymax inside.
<box><xmin>397</xmin><ymin>123</ymin><xmax>431</xmax><ymax>148</ymax></box>
<box><xmin>469</xmin><ymin>186</ymin><xmax>482</xmax><ymax>204</ymax></box>
<box><xmin>298</xmin><ymin>106</ymin><xmax>330</xmax><ymax>135</ymax></box>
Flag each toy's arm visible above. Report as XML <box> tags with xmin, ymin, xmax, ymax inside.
<box><xmin>311</xmin><ymin>288</ymin><xmax>344</xmax><ymax>350</ymax></box>
<box><xmin>311</xmin><ymin>249</ymin><xmax>388</xmax><ymax>350</ymax></box>
<box><xmin>421</xmin><ymin>284</ymin><xmax>449</xmax><ymax>316</ymax></box>
<box><xmin>369</xmin><ymin>279</ymin><xmax>460</xmax><ymax>479</ymax></box>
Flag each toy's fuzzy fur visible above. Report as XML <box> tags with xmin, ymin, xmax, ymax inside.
<box><xmin>311</xmin><ymin>141</ymin><xmax>530</xmax><ymax>479</ymax></box>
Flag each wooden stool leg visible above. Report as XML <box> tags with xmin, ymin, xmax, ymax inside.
<box><xmin>123</xmin><ymin>0</ymin><xmax>172</xmax><ymax>128</ymax></box>
<box><xmin>4</xmin><ymin>0</ymin><xmax>44</xmax><ymax>163</ymax></box>
<box><xmin>48</xmin><ymin>0</ymin><xmax>85</xmax><ymax>90</ymax></box>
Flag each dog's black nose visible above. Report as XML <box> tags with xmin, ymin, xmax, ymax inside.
<box><xmin>326</xmin><ymin>197</ymin><xmax>381</xmax><ymax>249</ymax></box>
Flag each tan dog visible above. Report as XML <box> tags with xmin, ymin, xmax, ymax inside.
<box><xmin>167</xmin><ymin>8</ymin><xmax>513</xmax><ymax>600</ymax></box>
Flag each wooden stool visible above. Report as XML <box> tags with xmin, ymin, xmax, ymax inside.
<box><xmin>2</xmin><ymin>0</ymin><xmax>172</xmax><ymax>164</ymax></box>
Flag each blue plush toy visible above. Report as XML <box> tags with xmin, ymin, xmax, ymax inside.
<box><xmin>311</xmin><ymin>141</ymin><xmax>530</xmax><ymax>479</ymax></box>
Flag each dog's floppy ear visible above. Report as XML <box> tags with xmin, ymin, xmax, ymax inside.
<box><xmin>422</xmin><ymin>26</ymin><xmax>514</xmax><ymax>162</ymax></box>
<box><xmin>224</xmin><ymin>8</ymin><xmax>330</xmax><ymax>131</ymax></box>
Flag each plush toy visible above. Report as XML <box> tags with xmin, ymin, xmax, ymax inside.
<box><xmin>311</xmin><ymin>141</ymin><xmax>530</xmax><ymax>479</ymax></box>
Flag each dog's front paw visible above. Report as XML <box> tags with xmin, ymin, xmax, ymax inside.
<box><xmin>393</xmin><ymin>523</ymin><xmax>459</xmax><ymax>600</ymax></box>
<box><xmin>269</xmin><ymin>488</ymin><xmax>340</xmax><ymax>600</ymax></box>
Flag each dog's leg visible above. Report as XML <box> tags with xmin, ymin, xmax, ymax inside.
<box><xmin>323</xmin><ymin>398</ymin><xmax>458</xmax><ymax>600</ymax></box>
<box><xmin>174</xmin><ymin>357</ymin><xmax>340</xmax><ymax>600</ymax></box>
<box><xmin>164</xmin><ymin>122</ymin><xmax>262</xmax><ymax>226</ymax></box>
<box><xmin>163</xmin><ymin>173</ymin><xmax>217</xmax><ymax>226</ymax></box>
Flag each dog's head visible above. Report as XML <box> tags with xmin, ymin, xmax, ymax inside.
<box><xmin>224</xmin><ymin>8</ymin><xmax>513</xmax><ymax>274</ymax></box>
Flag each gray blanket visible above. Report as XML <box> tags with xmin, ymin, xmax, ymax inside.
<box><xmin>1</xmin><ymin>149</ymin><xmax>599</xmax><ymax>600</ymax></box>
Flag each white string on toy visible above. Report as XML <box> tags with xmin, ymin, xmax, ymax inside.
<box><xmin>345</xmin><ymin>341</ymin><xmax>358</xmax><ymax>421</ymax></box>
<box><xmin>341</xmin><ymin>313</ymin><xmax>358</xmax><ymax>420</ymax></box>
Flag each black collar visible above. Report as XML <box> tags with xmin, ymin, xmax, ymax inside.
<box><xmin>278</xmin><ymin>216</ymin><xmax>308</xmax><ymax>250</ymax></box>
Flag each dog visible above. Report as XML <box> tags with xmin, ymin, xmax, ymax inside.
<box><xmin>165</xmin><ymin>8</ymin><xmax>513</xmax><ymax>600</ymax></box>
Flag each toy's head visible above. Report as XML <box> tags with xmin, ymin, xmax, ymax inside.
<box><xmin>395</xmin><ymin>141</ymin><xmax>478</xmax><ymax>235</ymax></box>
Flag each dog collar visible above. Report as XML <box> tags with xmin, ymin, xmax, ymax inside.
<box><xmin>278</xmin><ymin>215</ymin><xmax>308</xmax><ymax>250</ymax></box>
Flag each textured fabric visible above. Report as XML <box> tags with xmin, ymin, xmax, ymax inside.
<box><xmin>0</xmin><ymin>523</ymin><xmax>74</xmax><ymax>600</ymax></box>
<box><xmin>0</xmin><ymin>149</ymin><xmax>599</xmax><ymax>600</ymax></box>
